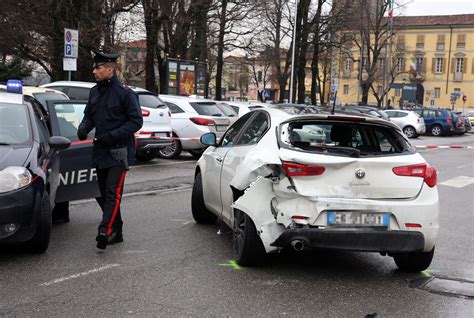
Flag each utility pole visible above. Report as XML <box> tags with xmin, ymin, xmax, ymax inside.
<box><xmin>289</xmin><ymin>0</ymin><xmax>298</xmax><ymax>103</ymax></box>
<box><xmin>385</xmin><ymin>0</ymin><xmax>394</xmax><ymax>109</ymax></box>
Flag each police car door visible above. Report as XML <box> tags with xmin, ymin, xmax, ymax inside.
<box><xmin>46</xmin><ymin>100</ymin><xmax>100</xmax><ymax>202</ymax></box>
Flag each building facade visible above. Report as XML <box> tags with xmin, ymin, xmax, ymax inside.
<box><xmin>335</xmin><ymin>14</ymin><xmax>474</xmax><ymax>109</ymax></box>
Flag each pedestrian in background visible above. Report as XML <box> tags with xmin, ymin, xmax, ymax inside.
<box><xmin>77</xmin><ymin>51</ymin><xmax>143</xmax><ymax>250</ymax></box>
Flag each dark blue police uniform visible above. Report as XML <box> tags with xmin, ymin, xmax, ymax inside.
<box><xmin>77</xmin><ymin>52</ymin><xmax>143</xmax><ymax>249</ymax></box>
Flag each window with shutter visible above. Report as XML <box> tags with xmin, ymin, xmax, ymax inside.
<box><xmin>436</xmin><ymin>35</ymin><xmax>445</xmax><ymax>51</ymax></box>
<box><xmin>457</xmin><ymin>34</ymin><xmax>466</xmax><ymax>48</ymax></box>
<box><xmin>416</xmin><ymin>35</ymin><xmax>424</xmax><ymax>49</ymax></box>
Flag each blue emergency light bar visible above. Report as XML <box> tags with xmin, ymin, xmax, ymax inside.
<box><xmin>6</xmin><ymin>80</ymin><xmax>23</xmax><ymax>94</ymax></box>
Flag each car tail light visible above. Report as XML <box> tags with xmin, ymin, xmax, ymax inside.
<box><xmin>447</xmin><ymin>117</ymin><xmax>452</xmax><ymax>124</ymax></box>
<box><xmin>190</xmin><ymin>117</ymin><xmax>215</xmax><ymax>126</ymax></box>
<box><xmin>392</xmin><ymin>163</ymin><xmax>437</xmax><ymax>187</ymax></box>
<box><xmin>141</xmin><ymin>108</ymin><xmax>150</xmax><ymax>117</ymax></box>
<box><xmin>282</xmin><ymin>162</ymin><xmax>325</xmax><ymax>177</ymax></box>
<box><xmin>405</xmin><ymin>223</ymin><xmax>422</xmax><ymax>228</ymax></box>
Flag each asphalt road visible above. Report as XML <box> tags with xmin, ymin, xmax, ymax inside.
<box><xmin>0</xmin><ymin>134</ymin><xmax>473</xmax><ymax>317</ymax></box>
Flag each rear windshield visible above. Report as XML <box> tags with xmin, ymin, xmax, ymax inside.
<box><xmin>33</xmin><ymin>92</ymin><xmax>68</xmax><ymax>108</ymax></box>
<box><xmin>279</xmin><ymin>120</ymin><xmax>414</xmax><ymax>157</ymax></box>
<box><xmin>138</xmin><ymin>94</ymin><xmax>167</xmax><ymax>109</ymax></box>
<box><xmin>216</xmin><ymin>103</ymin><xmax>237</xmax><ymax>117</ymax></box>
<box><xmin>190</xmin><ymin>102</ymin><xmax>226</xmax><ymax>116</ymax></box>
<box><xmin>0</xmin><ymin>103</ymin><xmax>31</xmax><ymax>145</ymax></box>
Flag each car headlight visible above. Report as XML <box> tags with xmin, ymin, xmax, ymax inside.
<box><xmin>0</xmin><ymin>167</ymin><xmax>32</xmax><ymax>193</ymax></box>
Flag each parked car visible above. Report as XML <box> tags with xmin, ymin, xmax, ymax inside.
<box><xmin>224</xmin><ymin>101</ymin><xmax>267</xmax><ymax>117</ymax></box>
<box><xmin>465</xmin><ymin>111</ymin><xmax>474</xmax><ymax>126</ymax></box>
<box><xmin>158</xmin><ymin>95</ymin><xmax>231</xmax><ymax>159</ymax></box>
<box><xmin>192</xmin><ymin>107</ymin><xmax>439</xmax><ymax>272</ymax></box>
<box><xmin>0</xmin><ymin>81</ymin><xmax>71</xmax><ymax>252</ymax></box>
<box><xmin>41</xmin><ymin>81</ymin><xmax>172</xmax><ymax>161</ymax></box>
<box><xmin>343</xmin><ymin>105</ymin><xmax>390</xmax><ymax>121</ymax></box>
<box><xmin>385</xmin><ymin>110</ymin><xmax>426</xmax><ymax>138</ymax></box>
<box><xmin>451</xmin><ymin>112</ymin><xmax>466</xmax><ymax>135</ymax></box>
<box><xmin>214</xmin><ymin>102</ymin><xmax>239</xmax><ymax>125</ymax></box>
<box><xmin>454</xmin><ymin>111</ymin><xmax>471</xmax><ymax>132</ymax></box>
<box><xmin>413</xmin><ymin>108</ymin><xmax>455</xmax><ymax>136</ymax></box>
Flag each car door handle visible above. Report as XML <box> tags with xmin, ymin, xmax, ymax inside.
<box><xmin>216</xmin><ymin>156</ymin><xmax>223</xmax><ymax>163</ymax></box>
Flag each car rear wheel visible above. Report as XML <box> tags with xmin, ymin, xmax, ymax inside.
<box><xmin>233</xmin><ymin>209</ymin><xmax>265</xmax><ymax>266</ymax></box>
<box><xmin>27</xmin><ymin>191</ymin><xmax>52</xmax><ymax>253</ymax></box>
<box><xmin>136</xmin><ymin>149</ymin><xmax>158</xmax><ymax>162</ymax></box>
<box><xmin>393</xmin><ymin>247</ymin><xmax>434</xmax><ymax>272</ymax></box>
<box><xmin>403</xmin><ymin>126</ymin><xmax>417</xmax><ymax>138</ymax></box>
<box><xmin>430</xmin><ymin>125</ymin><xmax>443</xmax><ymax>136</ymax></box>
<box><xmin>158</xmin><ymin>135</ymin><xmax>182</xmax><ymax>159</ymax></box>
<box><xmin>191</xmin><ymin>172</ymin><xmax>217</xmax><ymax>224</ymax></box>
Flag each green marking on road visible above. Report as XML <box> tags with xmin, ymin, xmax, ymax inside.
<box><xmin>219</xmin><ymin>260</ymin><xmax>242</xmax><ymax>270</ymax></box>
<box><xmin>421</xmin><ymin>269</ymin><xmax>439</xmax><ymax>277</ymax></box>
<box><xmin>171</xmin><ymin>219</ymin><xmax>195</xmax><ymax>225</ymax></box>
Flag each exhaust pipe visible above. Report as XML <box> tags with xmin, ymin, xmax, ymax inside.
<box><xmin>290</xmin><ymin>240</ymin><xmax>304</xmax><ymax>252</ymax></box>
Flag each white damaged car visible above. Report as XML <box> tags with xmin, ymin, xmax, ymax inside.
<box><xmin>191</xmin><ymin>108</ymin><xmax>439</xmax><ymax>272</ymax></box>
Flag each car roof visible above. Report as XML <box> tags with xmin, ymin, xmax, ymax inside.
<box><xmin>41</xmin><ymin>81</ymin><xmax>96</xmax><ymax>88</ymax></box>
<box><xmin>159</xmin><ymin>94</ymin><xmax>217</xmax><ymax>103</ymax></box>
<box><xmin>0</xmin><ymin>92</ymin><xmax>24</xmax><ymax>104</ymax></box>
<box><xmin>22</xmin><ymin>86</ymin><xmax>67</xmax><ymax>95</ymax></box>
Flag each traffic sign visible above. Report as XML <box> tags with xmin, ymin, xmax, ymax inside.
<box><xmin>462</xmin><ymin>95</ymin><xmax>467</xmax><ymax>102</ymax></box>
<box><xmin>64</xmin><ymin>28</ymin><xmax>79</xmax><ymax>58</ymax></box>
<box><xmin>63</xmin><ymin>58</ymin><xmax>77</xmax><ymax>71</ymax></box>
<box><xmin>430</xmin><ymin>99</ymin><xmax>435</xmax><ymax>106</ymax></box>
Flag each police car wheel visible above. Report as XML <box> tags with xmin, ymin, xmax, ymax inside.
<box><xmin>158</xmin><ymin>138</ymin><xmax>182</xmax><ymax>159</ymax></box>
<box><xmin>27</xmin><ymin>191</ymin><xmax>52</xmax><ymax>253</ymax></box>
<box><xmin>191</xmin><ymin>172</ymin><xmax>217</xmax><ymax>224</ymax></box>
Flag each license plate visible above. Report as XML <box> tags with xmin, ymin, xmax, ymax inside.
<box><xmin>216</xmin><ymin>125</ymin><xmax>228</xmax><ymax>132</ymax></box>
<box><xmin>154</xmin><ymin>132</ymin><xmax>169</xmax><ymax>138</ymax></box>
<box><xmin>327</xmin><ymin>211</ymin><xmax>389</xmax><ymax>227</ymax></box>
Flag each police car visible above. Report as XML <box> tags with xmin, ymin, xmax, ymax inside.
<box><xmin>0</xmin><ymin>80</ymin><xmax>71</xmax><ymax>252</ymax></box>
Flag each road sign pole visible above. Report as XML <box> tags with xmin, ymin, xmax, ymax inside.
<box><xmin>68</xmin><ymin>71</ymin><xmax>71</xmax><ymax>81</ymax></box>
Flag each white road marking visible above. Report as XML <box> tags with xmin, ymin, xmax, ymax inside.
<box><xmin>70</xmin><ymin>185</ymin><xmax>193</xmax><ymax>205</ymax></box>
<box><xmin>439</xmin><ymin>176</ymin><xmax>474</xmax><ymax>188</ymax></box>
<box><xmin>40</xmin><ymin>264</ymin><xmax>120</xmax><ymax>286</ymax></box>
<box><xmin>456</xmin><ymin>163</ymin><xmax>473</xmax><ymax>169</ymax></box>
<box><xmin>130</xmin><ymin>160</ymin><xmax>196</xmax><ymax>169</ymax></box>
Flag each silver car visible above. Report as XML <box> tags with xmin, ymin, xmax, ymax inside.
<box><xmin>385</xmin><ymin>110</ymin><xmax>426</xmax><ymax>138</ymax></box>
<box><xmin>158</xmin><ymin>95</ymin><xmax>231</xmax><ymax>159</ymax></box>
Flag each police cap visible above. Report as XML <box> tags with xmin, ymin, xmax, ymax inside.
<box><xmin>93</xmin><ymin>51</ymin><xmax>120</xmax><ymax>68</ymax></box>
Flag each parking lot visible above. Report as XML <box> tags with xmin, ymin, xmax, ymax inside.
<box><xmin>0</xmin><ymin>132</ymin><xmax>473</xmax><ymax>317</ymax></box>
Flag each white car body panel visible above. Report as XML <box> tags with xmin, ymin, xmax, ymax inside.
<box><xmin>197</xmin><ymin>108</ymin><xmax>440</xmax><ymax>253</ymax></box>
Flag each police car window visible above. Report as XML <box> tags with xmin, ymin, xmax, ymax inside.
<box><xmin>53</xmin><ymin>103</ymin><xmax>86</xmax><ymax>139</ymax></box>
<box><xmin>237</xmin><ymin>112</ymin><xmax>269</xmax><ymax>145</ymax></box>
<box><xmin>0</xmin><ymin>103</ymin><xmax>32</xmax><ymax>145</ymax></box>
<box><xmin>33</xmin><ymin>112</ymin><xmax>51</xmax><ymax>153</ymax></box>
<box><xmin>138</xmin><ymin>94</ymin><xmax>167</xmax><ymax>109</ymax></box>
<box><xmin>221</xmin><ymin>112</ymin><xmax>254</xmax><ymax>147</ymax></box>
<box><xmin>165</xmin><ymin>102</ymin><xmax>184</xmax><ymax>114</ymax></box>
<box><xmin>66</xmin><ymin>87</ymin><xmax>90</xmax><ymax>100</ymax></box>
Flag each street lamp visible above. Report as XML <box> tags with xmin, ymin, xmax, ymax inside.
<box><xmin>289</xmin><ymin>0</ymin><xmax>298</xmax><ymax>104</ymax></box>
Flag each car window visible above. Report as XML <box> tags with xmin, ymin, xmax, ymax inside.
<box><xmin>231</xmin><ymin>105</ymin><xmax>239</xmax><ymax>113</ymax></box>
<box><xmin>0</xmin><ymin>103</ymin><xmax>32</xmax><ymax>145</ymax></box>
<box><xmin>33</xmin><ymin>92</ymin><xmax>68</xmax><ymax>109</ymax></box>
<box><xmin>216</xmin><ymin>103</ymin><xmax>238</xmax><ymax>117</ymax></box>
<box><xmin>237</xmin><ymin>112</ymin><xmax>269</xmax><ymax>145</ymax></box>
<box><xmin>281</xmin><ymin>121</ymin><xmax>413</xmax><ymax>157</ymax></box>
<box><xmin>33</xmin><ymin>110</ymin><xmax>51</xmax><ymax>153</ymax></box>
<box><xmin>164</xmin><ymin>102</ymin><xmax>184</xmax><ymax>114</ymax></box>
<box><xmin>426</xmin><ymin>110</ymin><xmax>436</xmax><ymax>118</ymax></box>
<box><xmin>398</xmin><ymin>112</ymin><xmax>408</xmax><ymax>118</ymax></box>
<box><xmin>52</xmin><ymin>103</ymin><xmax>87</xmax><ymax>140</ymax></box>
<box><xmin>138</xmin><ymin>94</ymin><xmax>167</xmax><ymax>109</ymax></box>
<box><xmin>385</xmin><ymin>111</ymin><xmax>397</xmax><ymax>118</ymax></box>
<box><xmin>190</xmin><ymin>102</ymin><xmax>225</xmax><ymax>116</ymax></box>
<box><xmin>413</xmin><ymin>109</ymin><xmax>422</xmax><ymax>116</ymax></box>
<box><xmin>66</xmin><ymin>87</ymin><xmax>90</xmax><ymax>100</ymax></box>
<box><xmin>220</xmin><ymin>112</ymin><xmax>254</xmax><ymax>147</ymax></box>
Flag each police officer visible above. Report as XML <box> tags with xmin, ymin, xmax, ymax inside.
<box><xmin>77</xmin><ymin>51</ymin><xmax>143</xmax><ymax>250</ymax></box>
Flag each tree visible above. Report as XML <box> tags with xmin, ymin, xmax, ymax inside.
<box><xmin>247</xmin><ymin>50</ymin><xmax>273</xmax><ymax>102</ymax></box>
<box><xmin>0</xmin><ymin>58</ymin><xmax>32</xmax><ymax>82</ymax></box>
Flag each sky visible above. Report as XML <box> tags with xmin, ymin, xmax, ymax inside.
<box><xmin>398</xmin><ymin>0</ymin><xmax>474</xmax><ymax>16</ymax></box>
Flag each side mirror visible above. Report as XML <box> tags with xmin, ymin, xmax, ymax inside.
<box><xmin>49</xmin><ymin>136</ymin><xmax>71</xmax><ymax>151</ymax></box>
<box><xmin>200</xmin><ymin>132</ymin><xmax>217</xmax><ymax>146</ymax></box>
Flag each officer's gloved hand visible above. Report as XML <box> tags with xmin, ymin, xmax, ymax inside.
<box><xmin>95</xmin><ymin>132</ymin><xmax>115</xmax><ymax>146</ymax></box>
<box><xmin>77</xmin><ymin>127</ymin><xmax>88</xmax><ymax>141</ymax></box>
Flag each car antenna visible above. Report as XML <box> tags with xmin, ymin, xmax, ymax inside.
<box><xmin>331</xmin><ymin>91</ymin><xmax>337</xmax><ymax>114</ymax></box>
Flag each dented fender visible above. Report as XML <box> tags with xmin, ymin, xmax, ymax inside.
<box><xmin>232</xmin><ymin>177</ymin><xmax>284</xmax><ymax>253</ymax></box>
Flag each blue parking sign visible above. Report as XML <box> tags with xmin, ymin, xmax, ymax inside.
<box><xmin>430</xmin><ymin>99</ymin><xmax>435</xmax><ymax>106</ymax></box>
<box><xmin>65</xmin><ymin>44</ymin><xmax>72</xmax><ymax>56</ymax></box>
